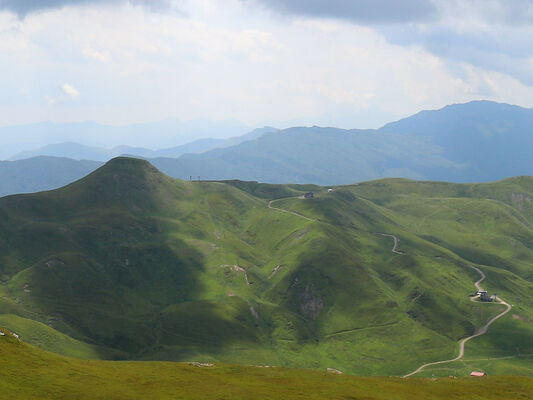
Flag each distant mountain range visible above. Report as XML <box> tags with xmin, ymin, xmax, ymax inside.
<box><xmin>0</xmin><ymin>118</ymin><xmax>252</xmax><ymax>160</ymax></box>
<box><xmin>1</xmin><ymin>100</ymin><xmax>533</xmax><ymax>197</ymax></box>
<box><xmin>8</xmin><ymin>127</ymin><xmax>278</xmax><ymax>162</ymax></box>
<box><xmin>0</xmin><ymin>157</ymin><xmax>102</xmax><ymax>197</ymax></box>
<box><xmin>151</xmin><ymin>100</ymin><xmax>533</xmax><ymax>184</ymax></box>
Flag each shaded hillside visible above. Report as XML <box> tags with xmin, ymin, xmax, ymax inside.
<box><xmin>1</xmin><ymin>158</ymin><xmax>533</xmax><ymax>376</ymax></box>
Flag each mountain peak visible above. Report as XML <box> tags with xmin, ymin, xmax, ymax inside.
<box><xmin>63</xmin><ymin>157</ymin><xmax>173</xmax><ymax>212</ymax></box>
<box><xmin>88</xmin><ymin>156</ymin><xmax>166</xmax><ymax>187</ymax></box>
<box><xmin>440</xmin><ymin>100</ymin><xmax>527</xmax><ymax>113</ymax></box>
<box><xmin>103</xmin><ymin>156</ymin><xmax>155</xmax><ymax>170</ymax></box>
<box><xmin>380</xmin><ymin>100</ymin><xmax>532</xmax><ymax>134</ymax></box>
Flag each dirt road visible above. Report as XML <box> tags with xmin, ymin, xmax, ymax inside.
<box><xmin>471</xmin><ymin>266</ymin><xmax>486</xmax><ymax>292</ymax></box>
<box><xmin>268</xmin><ymin>198</ymin><xmax>315</xmax><ymax>222</ymax></box>
<box><xmin>378</xmin><ymin>233</ymin><xmax>404</xmax><ymax>254</ymax></box>
<box><xmin>402</xmin><ymin>264</ymin><xmax>512</xmax><ymax>378</ymax></box>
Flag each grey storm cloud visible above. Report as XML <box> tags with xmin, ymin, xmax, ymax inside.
<box><xmin>254</xmin><ymin>0</ymin><xmax>533</xmax><ymax>85</ymax></box>
<box><xmin>0</xmin><ymin>0</ymin><xmax>171</xmax><ymax>16</ymax></box>
<box><xmin>252</xmin><ymin>0</ymin><xmax>533</xmax><ymax>26</ymax></box>
<box><xmin>387</xmin><ymin>26</ymin><xmax>533</xmax><ymax>85</ymax></box>
<box><xmin>252</xmin><ymin>0</ymin><xmax>438</xmax><ymax>24</ymax></box>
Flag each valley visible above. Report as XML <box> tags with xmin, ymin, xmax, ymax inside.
<box><xmin>3</xmin><ymin>1</ymin><xmax>533</xmax><ymax>397</ymax></box>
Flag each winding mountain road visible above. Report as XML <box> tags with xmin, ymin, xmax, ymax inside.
<box><xmin>470</xmin><ymin>266</ymin><xmax>486</xmax><ymax>292</ymax></box>
<box><xmin>267</xmin><ymin>198</ymin><xmax>315</xmax><ymax>222</ymax></box>
<box><xmin>269</xmin><ymin>200</ymin><xmax>513</xmax><ymax>377</ymax></box>
<box><xmin>402</xmin><ymin>263</ymin><xmax>512</xmax><ymax>378</ymax></box>
<box><xmin>378</xmin><ymin>233</ymin><xmax>404</xmax><ymax>254</ymax></box>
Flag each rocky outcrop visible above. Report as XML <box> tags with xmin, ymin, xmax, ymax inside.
<box><xmin>300</xmin><ymin>284</ymin><xmax>323</xmax><ymax>320</ymax></box>
<box><xmin>511</xmin><ymin>192</ymin><xmax>532</xmax><ymax>210</ymax></box>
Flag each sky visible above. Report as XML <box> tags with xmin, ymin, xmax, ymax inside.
<box><xmin>0</xmin><ymin>0</ymin><xmax>533</xmax><ymax>130</ymax></box>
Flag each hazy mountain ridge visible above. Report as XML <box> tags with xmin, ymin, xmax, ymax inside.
<box><xmin>0</xmin><ymin>157</ymin><xmax>103</xmax><ymax>197</ymax></box>
<box><xmin>2</xmin><ymin>101</ymin><xmax>533</xmax><ymax>197</ymax></box>
<box><xmin>0</xmin><ymin>118</ymin><xmax>252</xmax><ymax>160</ymax></box>
<box><xmin>8</xmin><ymin>127</ymin><xmax>279</xmax><ymax>162</ymax></box>
<box><xmin>158</xmin><ymin>100</ymin><xmax>533</xmax><ymax>184</ymax></box>
<box><xmin>381</xmin><ymin>100</ymin><xmax>533</xmax><ymax>180</ymax></box>
<box><xmin>151</xmin><ymin>125</ymin><xmax>464</xmax><ymax>184</ymax></box>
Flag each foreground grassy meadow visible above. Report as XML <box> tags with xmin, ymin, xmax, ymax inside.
<box><xmin>1</xmin><ymin>330</ymin><xmax>532</xmax><ymax>400</ymax></box>
<box><xmin>1</xmin><ymin>158</ymin><xmax>533</xmax><ymax>380</ymax></box>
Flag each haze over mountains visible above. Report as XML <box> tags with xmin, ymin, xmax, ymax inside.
<box><xmin>0</xmin><ymin>118</ymin><xmax>252</xmax><ymax>160</ymax></box>
<box><xmin>0</xmin><ymin>157</ymin><xmax>102</xmax><ymax>198</ymax></box>
<box><xmin>7</xmin><ymin>127</ymin><xmax>279</xmax><ymax>162</ymax></box>
<box><xmin>1</xmin><ymin>100</ymin><xmax>532</xmax><ymax>197</ymax></box>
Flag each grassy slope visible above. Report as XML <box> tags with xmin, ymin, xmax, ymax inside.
<box><xmin>1</xmin><ymin>330</ymin><xmax>532</xmax><ymax>400</ymax></box>
<box><xmin>343</xmin><ymin>178</ymin><xmax>533</xmax><ymax>375</ymax></box>
<box><xmin>0</xmin><ymin>158</ymin><xmax>533</xmax><ymax>377</ymax></box>
<box><xmin>0</xmin><ymin>314</ymin><xmax>119</xmax><ymax>359</ymax></box>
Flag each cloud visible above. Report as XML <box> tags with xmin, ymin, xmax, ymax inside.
<box><xmin>1</xmin><ymin>0</ymin><xmax>532</xmax><ymax>132</ymax></box>
<box><xmin>62</xmin><ymin>83</ymin><xmax>80</xmax><ymax>97</ymax></box>
<box><xmin>44</xmin><ymin>83</ymin><xmax>80</xmax><ymax>106</ymax></box>
<box><xmin>249</xmin><ymin>0</ymin><xmax>533</xmax><ymax>86</ymax></box>
<box><xmin>251</xmin><ymin>0</ymin><xmax>533</xmax><ymax>26</ymax></box>
<box><xmin>379</xmin><ymin>1</ymin><xmax>533</xmax><ymax>85</ymax></box>
<box><xmin>443</xmin><ymin>0</ymin><xmax>533</xmax><ymax>26</ymax></box>
<box><xmin>82</xmin><ymin>47</ymin><xmax>112</xmax><ymax>62</ymax></box>
<box><xmin>250</xmin><ymin>0</ymin><xmax>437</xmax><ymax>24</ymax></box>
<box><xmin>0</xmin><ymin>0</ymin><xmax>171</xmax><ymax>16</ymax></box>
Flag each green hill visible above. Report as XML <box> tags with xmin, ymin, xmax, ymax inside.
<box><xmin>1</xmin><ymin>157</ymin><xmax>533</xmax><ymax>377</ymax></box>
<box><xmin>1</xmin><ymin>328</ymin><xmax>532</xmax><ymax>400</ymax></box>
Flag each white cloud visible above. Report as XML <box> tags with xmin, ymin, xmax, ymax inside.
<box><xmin>82</xmin><ymin>47</ymin><xmax>111</xmax><ymax>62</ymax></box>
<box><xmin>0</xmin><ymin>0</ymin><xmax>532</xmax><ymax>133</ymax></box>
<box><xmin>62</xmin><ymin>83</ymin><xmax>80</xmax><ymax>97</ymax></box>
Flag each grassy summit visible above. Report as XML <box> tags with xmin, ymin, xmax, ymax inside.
<box><xmin>0</xmin><ymin>158</ymin><xmax>532</xmax><ymax>377</ymax></box>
